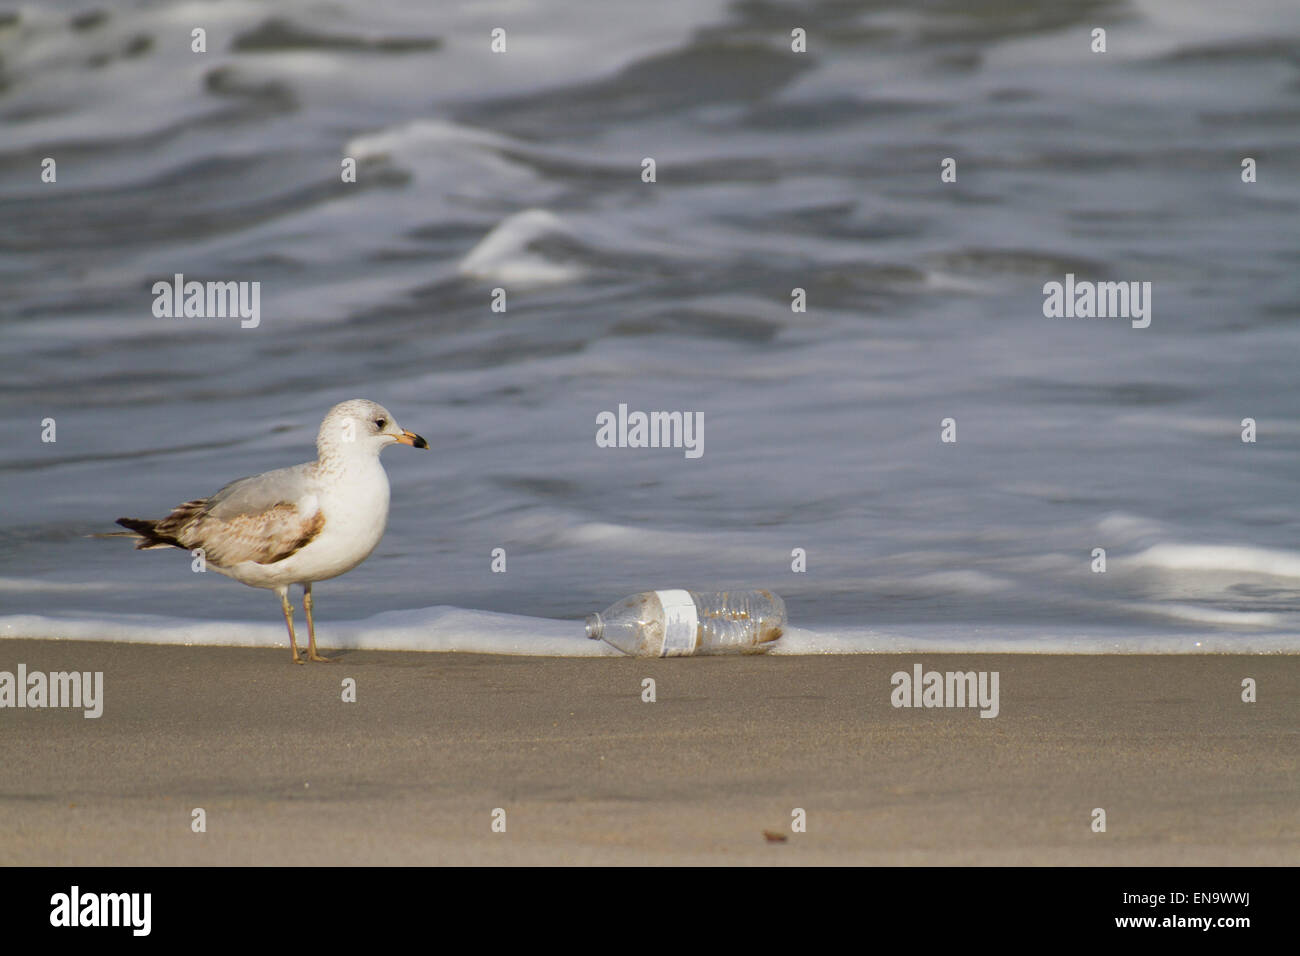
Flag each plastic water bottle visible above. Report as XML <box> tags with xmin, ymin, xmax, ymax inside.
<box><xmin>585</xmin><ymin>589</ymin><xmax>786</xmax><ymax>657</ymax></box>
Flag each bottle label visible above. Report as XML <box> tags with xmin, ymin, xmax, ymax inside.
<box><xmin>655</xmin><ymin>590</ymin><xmax>699</xmax><ymax>657</ymax></box>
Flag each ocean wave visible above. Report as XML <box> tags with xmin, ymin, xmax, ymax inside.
<box><xmin>458</xmin><ymin>209</ymin><xmax>584</xmax><ymax>285</ymax></box>
<box><xmin>1128</xmin><ymin>544</ymin><xmax>1300</xmax><ymax>578</ymax></box>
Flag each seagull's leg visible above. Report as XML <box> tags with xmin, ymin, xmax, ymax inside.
<box><xmin>278</xmin><ymin>586</ymin><xmax>303</xmax><ymax>665</ymax></box>
<box><xmin>303</xmin><ymin>582</ymin><xmax>334</xmax><ymax>663</ymax></box>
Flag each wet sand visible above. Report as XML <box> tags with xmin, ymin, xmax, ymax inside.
<box><xmin>0</xmin><ymin>640</ymin><xmax>1295</xmax><ymax>865</ymax></box>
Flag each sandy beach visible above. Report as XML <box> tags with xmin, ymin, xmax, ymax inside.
<box><xmin>0</xmin><ymin>640</ymin><xmax>1295</xmax><ymax>865</ymax></box>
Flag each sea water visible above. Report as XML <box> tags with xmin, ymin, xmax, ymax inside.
<box><xmin>1</xmin><ymin>0</ymin><xmax>1298</xmax><ymax>655</ymax></box>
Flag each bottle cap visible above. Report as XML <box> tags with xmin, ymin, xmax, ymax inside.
<box><xmin>585</xmin><ymin>613</ymin><xmax>603</xmax><ymax>640</ymax></box>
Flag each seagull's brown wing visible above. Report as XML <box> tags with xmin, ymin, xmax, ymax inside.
<box><xmin>165</xmin><ymin>500</ymin><xmax>324</xmax><ymax>565</ymax></box>
<box><xmin>117</xmin><ymin>464</ymin><xmax>324</xmax><ymax>566</ymax></box>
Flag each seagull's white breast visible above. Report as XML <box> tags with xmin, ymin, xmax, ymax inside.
<box><xmin>225</xmin><ymin>459</ymin><xmax>391</xmax><ymax>588</ymax></box>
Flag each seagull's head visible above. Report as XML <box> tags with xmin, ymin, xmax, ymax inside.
<box><xmin>319</xmin><ymin>399</ymin><xmax>428</xmax><ymax>458</ymax></box>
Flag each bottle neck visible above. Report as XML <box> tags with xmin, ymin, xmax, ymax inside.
<box><xmin>585</xmin><ymin>613</ymin><xmax>604</xmax><ymax>640</ymax></box>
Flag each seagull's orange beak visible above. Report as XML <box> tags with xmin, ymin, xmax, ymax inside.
<box><xmin>396</xmin><ymin>430</ymin><xmax>429</xmax><ymax>449</ymax></box>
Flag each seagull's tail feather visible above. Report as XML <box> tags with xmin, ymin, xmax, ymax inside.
<box><xmin>114</xmin><ymin>517</ymin><xmax>187</xmax><ymax>550</ymax></box>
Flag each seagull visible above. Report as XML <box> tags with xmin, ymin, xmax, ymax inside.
<box><xmin>114</xmin><ymin>399</ymin><xmax>428</xmax><ymax>664</ymax></box>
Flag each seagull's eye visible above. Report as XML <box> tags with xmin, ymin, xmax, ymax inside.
<box><xmin>374</xmin><ymin>418</ymin><xmax>387</xmax><ymax>429</ymax></box>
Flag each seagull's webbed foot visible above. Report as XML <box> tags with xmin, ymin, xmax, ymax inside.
<box><xmin>307</xmin><ymin>652</ymin><xmax>336</xmax><ymax>663</ymax></box>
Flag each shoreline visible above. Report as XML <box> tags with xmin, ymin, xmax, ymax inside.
<box><xmin>0</xmin><ymin>640</ymin><xmax>1296</xmax><ymax>865</ymax></box>
<box><xmin>4</xmin><ymin>613</ymin><xmax>1297</xmax><ymax>656</ymax></box>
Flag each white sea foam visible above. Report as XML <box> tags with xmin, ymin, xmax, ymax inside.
<box><xmin>458</xmin><ymin>209</ymin><xmax>583</xmax><ymax>285</ymax></box>
<box><xmin>2</xmin><ymin>610</ymin><xmax>1294</xmax><ymax>656</ymax></box>
<box><xmin>346</xmin><ymin>119</ymin><xmax>514</xmax><ymax>165</ymax></box>
<box><xmin>1117</xmin><ymin>602</ymin><xmax>1281</xmax><ymax>628</ymax></box>
<box><xmin>1127</xmin><ymin>544</ymin><xmax>1300</xmax><ymax>578</ymax></box>
<box><xmin>0</xmin><ymin>608</ymin><xmax>617</xmax><ymax>657</ymax></box>
<box><xmin>770</xmin><ymin>625</ymin><xmax>1295</xmax><ymax>654</ymax></box>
